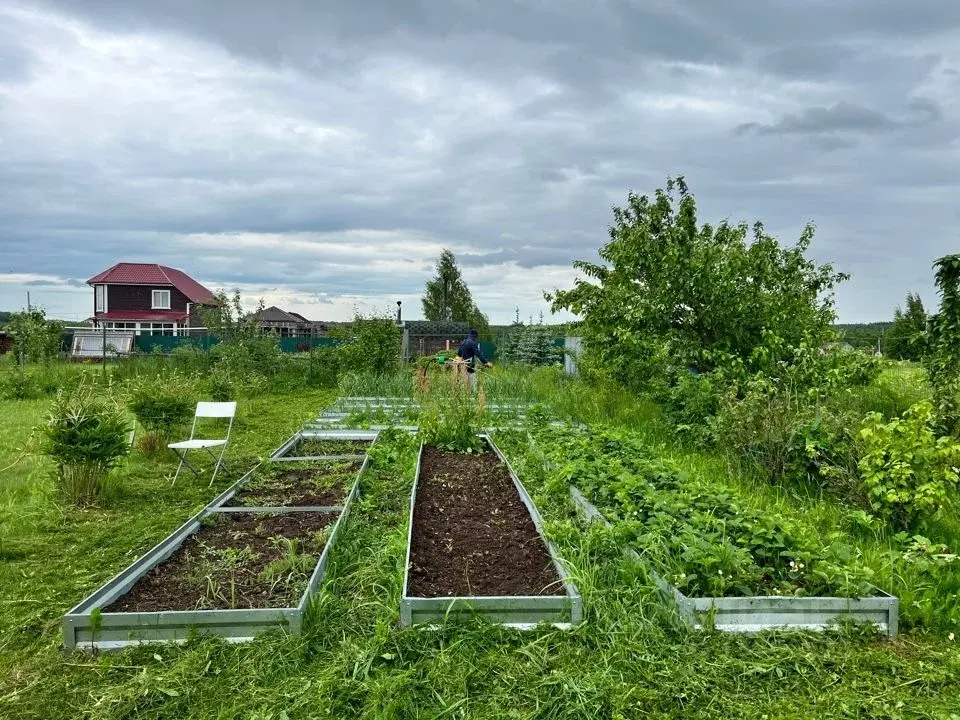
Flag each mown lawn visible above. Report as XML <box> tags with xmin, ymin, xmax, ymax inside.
<box><xmin>2</xmin><ymin>389</ymin><xmax>960</xmax><ymax>719</ymax></box>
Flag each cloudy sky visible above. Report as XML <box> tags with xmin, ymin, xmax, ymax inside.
<box><xmin>1</xmin><ymin>0</ymin><xmax>958</xmax><ymax>323</ymax></box>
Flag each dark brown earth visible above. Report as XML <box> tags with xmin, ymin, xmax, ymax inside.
<box><xmin>230</xmin><ymin>461</ymin><xmax>360</xmax><ymax>507</ymax></box>
<box><xmin>294</xmin><ymin>439</ymin><xmax>370</xmax><ymax>457</ymax></box>
<box><xmin>107</xmin><ymin>512</ymin><xmax>335</xmax><ymax>612</ymax></box>
<box><xmin>407</xmin><ymin>446</ymin><xmax>563</xmax><ymax>598</ymax></box>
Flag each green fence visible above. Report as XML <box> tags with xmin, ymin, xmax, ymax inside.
<box><xmin>134</xmin><ymin>335</ymin><xmax>344</xmax><ymax>354</ymax></box>
<box><xmin>133</xmin><ymin>335</ymin><xmax>563</xmax><ymax>359</ymax></box>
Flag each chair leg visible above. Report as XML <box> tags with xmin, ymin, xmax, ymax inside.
<box><xmin>170</xmin><ymin>450</ymin><xmax>200</xmax><ymax>486</ymax></box>
<box><xmin>207</xmin><ymin>446</ymin><xmax>230</xmax><ymax>488</ymax></box>
<box><xmin>171</xmin><ymin>450</ymin><xmax>184</xmax><ymax>487</ymax></box>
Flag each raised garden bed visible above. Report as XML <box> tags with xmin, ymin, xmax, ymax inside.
<box><xmin>270</xmin><ymin>430</ymin><xmax>376</xmax><ymax>461</ymax></box>
<box><xmin>569</xmin><ymin>487</ymin><xmax>899</xmax><ymax>636</ymax></box>
<box><xmin>63</xmin><ymin>445</ymin><xmax>368</xmax><ymax>649</ymax></box>
<box><xmin>401</xmin><ymin>436</ymin><xmax>582</xmax><ymax>627</ymax></box>
<box><xmin>106</xmin><ymin>512</ymin><xmax>335</xmax><ymax>612</ymax></box>
<box><xmin>222</xmin><ymin>459</ymin><xmax>361</xmax><ymax>510</ymax></box>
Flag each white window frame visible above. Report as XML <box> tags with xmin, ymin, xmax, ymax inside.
<box><xmin>95</xmin><ymin>285</ymin><xmax>107</xmax><ymax>313</ymax></box>
<box><xmin>152</xmin><ymin>289</ymin><xmax>171</xmax><ymax>310</ymax></box>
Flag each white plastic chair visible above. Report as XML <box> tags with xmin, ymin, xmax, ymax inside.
<box><xmin>168</xmin><ymin>402</ymin><xmax>237</xmax><ymax>487</ymax></box>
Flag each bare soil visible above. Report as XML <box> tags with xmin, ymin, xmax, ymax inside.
<box><xmin>106</xmin><ymin>512</ymin><xmax>336</xmax><ymax>612</ymax></box>
<box><xmin>229</xmin><ymin>460</ymin><xmax>360</xmax><ymax>507</ymax></box>
<box><xmin>407</xmin><ymin>445</ymin><xmax>563</xmax><ymax>598</ymax></box>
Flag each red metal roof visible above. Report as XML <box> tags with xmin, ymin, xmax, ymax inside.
<box><xmin>87</xmin><ymin>263</ymin><xmax>217</xmax><ymax>305</ymax></box>
<box><xmin>91</xmin><ymin>311</ymin><xmax>188</xmax><ymax>322</ymax></box>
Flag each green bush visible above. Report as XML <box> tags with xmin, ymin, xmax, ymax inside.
<box><xmin>858</xmin><ymin>401</ymin><xmax>960</xmax><ymax>530</ymax></box>
<box><xmin>708</xmin><ymin>375</ymin><xmax>801</xmax><ymax>481</ymax></box>
<box><xmin>333</xmin><ymin>312</ymin><xmax>401</xmax><ymax>375</ymax></box>
<box><xmin>7</xmin><ymin>308</ymin><xmax>64</xmax><ymax>364</ymax></box>
<box><xmin>42</xmin><ymin>379</ymin><xmax>131</xmax><ymax>506</ymax></box>
<box><xmin>127</xmin><ymin>371</ymin><xmax>198</xmax><ymax>450</ymax></box>
<box><xmin>305</xmin><ymin>346</ymin><xmax>340</xmax><ymax>389</ymax></box>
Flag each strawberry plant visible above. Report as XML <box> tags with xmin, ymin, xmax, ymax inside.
<box><xmin>534</xmin><ymin>424</ymin><xmax>875</xmax><ymax>598</ymax></box>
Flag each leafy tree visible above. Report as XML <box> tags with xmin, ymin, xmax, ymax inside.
<box><xmin>8</xmin><ymin>307</ymin><xmax>64</xmax><ymax>364</ymax></box>
<box><xmin>923</xmin><ymin>255</ymin><xmax>960</xmax><ymax>433</ymax></box>
<box><xmin>885</xmin><ymin>293</ymin><xmax>927</xmax><ymax>361</ymax></box>
<box><xmin>421</xmin><ymin>249</ymin><xmax>490</xmax><ymax>337</ymax></box>
<box><xmin>547</xmin><ymin>177</ymin><xmax>848</xmax><ymax>389</ymax></box>
<box><xmin>200</xmin><ymin>290</ymin><xmax>264</xmax><ymax>344</ymax></box>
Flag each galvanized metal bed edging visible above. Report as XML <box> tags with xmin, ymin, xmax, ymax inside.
<box><xmin>398</xmin><ymin>442</ymin><xmax>423</xmax><ymax>626</ymax></box>
<box><xmin>217</xmin><ymin>452</ymin><xmax>371</xmax><ymax>512</ymax></box>
<box><xmin>62</xmin><ymin>441</ymin><xmax>375</xmax><ymax>650</ymax></box>
<box><xmin>400</xmin><ymin>437</ymin><xmax>583</xmax><ymax>628</ymax></box>
<box><xmin>61</xmin><ymin>460</ymin><xmax>262</xmax><ymax>623</ymax></box>
<box><xmin>568</xmin><ymin>486</ymin><xmax>899</xmax><ymax>637</ymax></box>
<box><xmin>269</xmin><ymin>429</ymin><xmax>379</xmax><ymax>461</ymax></box>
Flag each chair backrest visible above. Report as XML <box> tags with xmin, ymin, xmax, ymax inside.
<box><xmin>195</xmin><ymin>401</ymin><xmax>237</xmax><ymax>419</ymax></box>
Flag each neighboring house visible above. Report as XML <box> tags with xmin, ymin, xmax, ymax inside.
<box><xmin>253</xmin><ymin>306</ymin><xmax>334</xmax><ymax>337</ymax></box>
<box><xmin>87</xmin><ymin>262</ymin><xmax>217</xmax><ymax>336</ymax></box>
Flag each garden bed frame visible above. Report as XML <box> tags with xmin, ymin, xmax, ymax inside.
<box><xmin>62</xmin><ymin>440</ymin><xmax>373</xmax><ymax>650</ymax></box>
<box><xmin>305</xmin><ymin>396</ymin><xmax>534</xmax><ymax>432</ymax></box>
<box><xmin>269</xmin><ymin>429</ymin><xmax>378</xmax><ymax>462</ymax></box>
<box><xmin>401</xmin><ymin>436</ymin><xmax>582</xmax><ymax>628</ymax></box>
<box><xmin>569</xmin><ymin>487</ymin><xmax>899</xmax><ymax>636</ymax></box>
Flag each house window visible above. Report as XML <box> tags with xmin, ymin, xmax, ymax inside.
<box><xmin>152</xmin><ymin>290</ymin><xmax>171</xmax><ymax>309</ymax></box>
<box><xmin>95</xmin><ymin>285</ymin><xmax>106</xmax><ymax>313</ymax></box>
<box><xmin>143</xmin><ymin>323</ymin><xmax>175</xmax><ymax>336</ymax></box>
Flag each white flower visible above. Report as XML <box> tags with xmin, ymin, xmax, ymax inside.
<box><xmin>799</xmin><ymin>563</ymin><xmax>805</xmax><ymax>570</ymax></box>
<box><xmin>718</xmin><ymin>570</ymin><xmax>723</xmax><ymax>576</ymax></box>
<box><xmin>950</xmin><ymin>633</ymin><xmax>955</xmax><ymax>642</ymax></box>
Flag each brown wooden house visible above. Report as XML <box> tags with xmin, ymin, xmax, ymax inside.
<box><xmin>87</xmin><ymin>262</ymin><xmax>217</xmax><ymax>336</ymax></box>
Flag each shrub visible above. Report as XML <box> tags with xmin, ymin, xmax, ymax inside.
<box><xmin>7</xmin><ymin>308</ymin><xmax>64</xmax><ymax>364</ymax></box>
<box><xmin>42</xmin><ymin>379</ymin><xmax>131</xmax><ymax>506</ymax></box>
<box><xmin>305</xmin><ymin>346</ymin><xmax>340</xmax><ymax>389</ymax></box>
<box><xmin>127</xmin><ymin>372</ymin><xmax>198</xmax><ymax>450</ymax></box>
<box><xmin>708</xmin><ymin>375</ymin><xmax>802</xmax><ymax>481</ymax></box>
<box><xmin>333</xmin><ymin>312</ymin><xmax>401</xmax><ymax>375</ymax></box>
<box><xmin>858</xmin><ymin>401</ymin><xmax>960</xmax><ymax>529</ymax></box>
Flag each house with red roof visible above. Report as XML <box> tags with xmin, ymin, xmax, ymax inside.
<box><xmin>87</xmin><ymin>262</ymin><xmax>218</xmax><ymax>336</ymax></box>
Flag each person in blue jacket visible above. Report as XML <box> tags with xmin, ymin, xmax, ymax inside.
<box><xmin>456</xmin><ymin>329</ymin><xmax>492</xmax><ymax>391</ymax></box>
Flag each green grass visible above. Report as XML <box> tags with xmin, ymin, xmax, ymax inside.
<box><xmin>3</xmin><ymin>387</ymin><xmax>960</xmax><ymax>718</ymax></box>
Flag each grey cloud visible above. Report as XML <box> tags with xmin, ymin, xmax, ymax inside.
<box><xmin>1</xmin><ymin>0</ymin><xmax>958</xmax><ymax>323</ymax></box>
<box><xmin>459</xmin><ymin>246</ymin><xmax>584</xmax><ymax>269</ymax></box>
<box><xmin>739</xmin><ymin>103</ymin><xmax>900</xmax><ymax>136</ymax></box>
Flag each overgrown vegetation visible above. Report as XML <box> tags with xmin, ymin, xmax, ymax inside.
<box><xmin>126</xmin><ymin>370</ymin><xmax>198</xmax><ymax>452</ymax></box>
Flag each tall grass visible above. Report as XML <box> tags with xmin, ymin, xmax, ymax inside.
<box><xmin>337</xmin><ymin>369</ymin><xmax>415</xmax><ymax>399</ymax></box>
